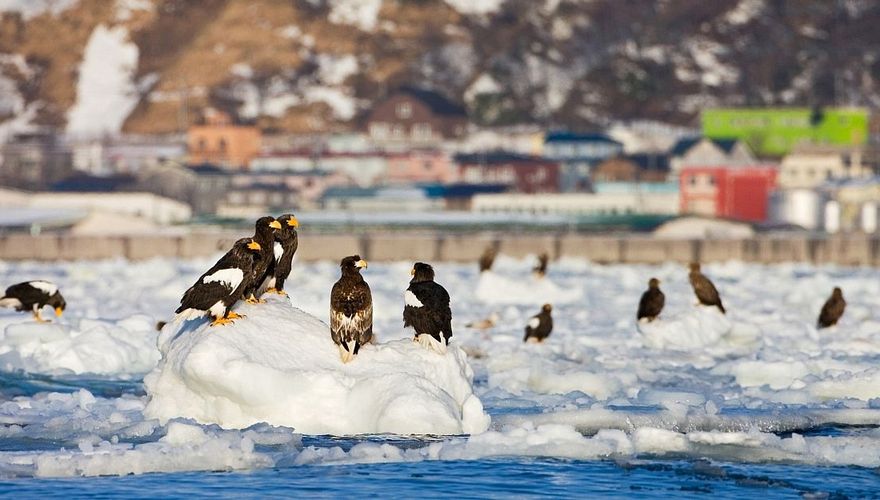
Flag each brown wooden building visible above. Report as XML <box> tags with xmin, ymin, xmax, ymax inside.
<box><xmin>592</xmin><ymin>153</ymin><xmax>670</xmax><ymax>183</ymax></box>
<box><xmin>454</xmin><ymin>152</ymin><xmax>560</xmax><ymax>193</ymax></box>
<box><xmin>187</xmin><ymin>109</ymin><xmax>261</xmax><ymax>169</ymax></box>
<box><xmin>366</xmin><ymin>86</ymin><xmax>468</xmax><ymax>144</ymax></box>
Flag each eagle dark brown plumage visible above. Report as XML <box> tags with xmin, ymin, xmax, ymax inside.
<box><xmin>817</xmin><ymin>287</ymin><xmax>845</xmax><ymax>329</ymax></box>
<box><xmin>243</xmin><ymin>216</ymin><xmax>281</xmax><ymax>303</ymax></box>
<box><xmin>637</xmin><ymin>277</ymin><xmax>665</xmax><ymax>322</ymax></box>
<box><xmin>175</xmin><ymin>238</ymin><xmax>262</xmax><ymax>326</ymax></box>
<box><xmin>524</xmin><ymin>304</ymin><xmax>553</xmax><ymax>343</ymax></box>
<box><xmin>478</xmin><ymin>246</ymin><xmax>497</xmax><ymax>273</ymax></box>
<box><xmin>403</xmin><ymin>262</ymin><xmax>452</xmax><ymax>353</ymax></box>
<box><xmin>263</xmin><ymin>213</ymin><xmax>299</xmax><ymax>296</ymax></box>
<box><xmin>688</xmin><ymin>263</ymin><xmax>725</xmax><ymax>314</ymax></box>
<box><xmin>330</xmin><ymin>255</ymin><xmax>373</xmax><ymax>363</ymax></box>
<box><xmin>533</xmin><ymin>252</ymin><xmax>549</xmax><ymax>278</ymax></box>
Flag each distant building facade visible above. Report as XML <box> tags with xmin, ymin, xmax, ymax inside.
<box><xmin>252</xmin><ymin>150</ymin><xmax>388</xmax><ymax>187</ymax></box>
<box><xmin>542</xmin><ymin>132</ymin><xmax>624</xmax><ymax>191</ymax></box>
<box><xmin>0</xmin><ymin>131</ymin><xmax>73</xmax><ymax>190</ymax></box>
<box><xmin>679</xmin><ymin>165</ymin><xmax>778</xmax><ymax>222</ymax></box>
<box><xmin>592</xmin><ymin>153</ymin><xmax>670</xmax><ymax>183</ymax></box>
<box><xmin>668</xmin><ymin>137</ymin><xmax>755</xmax><ymax>181</ymax></box>
<box><xmin>366</xmin><ymin>87</ymin><xmax>468</xmax><ymax>144</ymax></box>
<box><xmin>777</xmin><ymin>145</ymin><xmax>873</xmax><ymax>189</ymax></box>
<box><xmin>187</xmin><ymin>109</ymin><xmax>261</xmax><ymax>169</ymax></box>
<box><xmin>386</xmin><ymin>150</ymin><xmax>455</xmax><ymax>184</ymax></box>
<box><xmin>454</xmin><ymin>152</ymin><xmax>560</xmax><ymax>193</ymax></box>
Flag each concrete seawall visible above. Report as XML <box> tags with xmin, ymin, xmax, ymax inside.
<box><xmin>0</xmin><ymin>232</ymin><xmax>878</xmax><ymax>266</ymax></box>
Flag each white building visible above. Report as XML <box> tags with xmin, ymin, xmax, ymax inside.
<box><xmin>668</xmin><ymin>137</ymin><xmax>755</xmax><ymax>181</ymax></box>
<box><xmin>0</xmin><ymin>188</ymin><xmax>191</xmax><ymax>233</ymax></box>
<box><xmin>470</xmin><ymin>191</ymin><xmax>679</xmax><ymax>216</ymax></box>
<box><xmin>777</xmin><ymin>145</ymin><xmax>873</xmax><ymax>189</ymax></box>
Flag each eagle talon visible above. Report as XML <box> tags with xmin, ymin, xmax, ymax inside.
<box><xmin>266</xmin><ymin>288</ymin><xmax>288</xmax><ymax>296</ymax></box>
<box><xmin>210</xmin><ymin>317</ymin><xmax>235</xmax><ymax>327</ymax></box>
<box><xmin>226</xmin><ymin>312</ymin><xmax>245</xmax><ymax>320</ymax></box>
<box><xmin>245</xmin><ymin>294</ymin><xmax>266</xmax><ymax>304</ymax></box>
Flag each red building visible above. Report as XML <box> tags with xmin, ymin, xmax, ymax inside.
<box><xmin>679</xmin><ymin>165</ymin><xmax>778</xmax><ymax>222</ymax></box>
<box><xmin>454</xmin><ymin>152</ymin><xmax>560</xmax><ymax>193</ymax></box>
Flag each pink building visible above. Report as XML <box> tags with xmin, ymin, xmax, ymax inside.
<box><xmin>386</xmin><ymin>150</ymin><xmax>456</xmax><ymax>184</ymax></box>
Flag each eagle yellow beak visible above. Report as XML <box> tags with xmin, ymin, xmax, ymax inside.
<box><xmin>248</xmin><ymin>241</ymin><xmax>262</xmax><ymax>251</ymax></box>
<box><xmin>269</xmin><ymin>220</ymin><xmax>282</xmax><ymax>230</ymax></box>
<box><xmin>356</xmin><ymin>259</ymin><xmax>368</xmax><ymax>269</ymax></box>
<box><xmin>55</xmin><ymin>307</ymin><xmax>63</xmax><ymax>317</ymax></box>
<box><xmin>288</xmin><ymin>217</ymin><xmax>299</xmax><ymax>227</ymax></box>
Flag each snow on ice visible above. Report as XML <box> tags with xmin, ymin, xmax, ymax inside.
<box><xmin>1</xmin><ymin>256</ymin><xmax>880</xmax><ymax>477</ymax></box>
<box><xmin>144</xmin><ymin>296</ymin><xmax>490</xmax><ymax>435</ymax></box>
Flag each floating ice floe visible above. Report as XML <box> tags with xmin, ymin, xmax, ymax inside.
<box><xmin>475</xmin><ymin>271</ymin><xmax>583</xmax><ymax>306</ymax></box>
<box><xmin>637</xmin><ymin>304</ymin><xmax>761</xmax><ymax>353</ymax></box>
<box><xmin>0</xmin><ymin>314</ymin><xmax>159</xmax><ymax>376</ymax></box>
<box><xmin>144</xmin><ymin>296</ymin><xmax>490</xmax><ymax>435</ymax></box>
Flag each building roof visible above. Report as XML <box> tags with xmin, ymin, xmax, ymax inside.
<box><xmin>453</xmin><ymin>151</ymin><xmax>553</xmax><ymax>166</ymax></box>
<box><xmin>51</xmin><ymin>174</ymin><xmax>135</xmax><ymax>193</ymax></box>
<box><xmin>423</xmin><ymin>183</ymin><xmax>509</xmax><ymax>199</ymax></box>
<box><xmin>626</xmin><ymin>153</ymin><xmax>670</xmax><ymax>172</ymax></box>
<box><xmin>545</xmin><ymin>131</ymin><xmax>622</xmax><ymax>145</ymax></box>
<box><xmin>186</xmin><ymin>163</ymin><xmax>230</xmax><ymax>176</ymax></box>
<box><xmin>398</xmin><ymin>86</ymin><xmax>467</xmax><ymax>117</ymax></box>
<box><xmin>670</xmin><ymin>137</ymin><xmax>740</xmax><ymax>157</ymax></box>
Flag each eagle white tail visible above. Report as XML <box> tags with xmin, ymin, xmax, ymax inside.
<box><xmin>0</xmin><ymin>296</ymin><xmax>22</xmax><ymax>309</ymax></box>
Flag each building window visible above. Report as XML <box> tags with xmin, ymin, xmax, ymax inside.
<box><xmin>423</xmin><ymin>161</ymin><xmax>432</xmax><ymax>171</ymax></box>
<box><xmin>412</xmin><ymin>123</ymin><xmax>432</xmax><ymax>140</ymax></box>
<box><xmin>689</xmin><ymin>175</ymin><xmax>697</xmax><ymax>186</ymax></box>
<box><xmin>392</xmin><ymin>125</ymin><xmax>404</xmax><ymax>138</ymax></box>
<box><xmin>396</xmin><ymin>102</ymin><xmax>412</xmax><ymax>119</ymax></box>
<box><xmin>218</xmin><ymin>138</ymin><xmax>227</xmax><ymax>153</ymax></box>
<box><xmin>369</xmin><ymin>122</ymin><xmax>390</xmax><ymax>139</ymax></box>
<box><xmin>198</xmin><ymin>138</ymin><xmax>206</xmax><ymax>152</ymax></box>
<box><xmin>706</xmin><ymin>175</ymin><xmax>715</xmax><ymax>186</ymax></box>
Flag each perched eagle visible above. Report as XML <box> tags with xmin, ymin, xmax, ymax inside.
<box><xmin>330</xmin><ymin>255</ymin><xmax>373</xmax><ymax>363</ymax></box>
<box><xmin>524</xmin><ymin>304</ymin><xmax>553</xmax><ymax>343</ymax></box>
<box><xmin>243</xmin><ymin>216</ymin><xmax>281</xmax><ymax>303</ymax></box>
<box><xmin>688</xmin><ymin>262</ymin><xmax>725</xmax><ymax>313</ymax></box>
<box><xmin>478</xmin><ymin>246</ymin><xmax>497</xmax><ymax>273</ymax></box>
<box><xmin>262</xmin><ymin>213</ymin><xmax>299</xmax><ymax>296</ymax></box>
<box><xmin>637</xmin><ymin>278</ymin><xmax>665</xmax><ymax>323</ymax></box>
<box><xmin>403</xmin><ymin>262</ymin><xmax>453</xmax><ymax>353</ymax></box>
<box><xmin>817</xmin><ymin>287</ymin><xmax>846</xmax><ymax>329</ymax></box>
<box><xmin>175</xmin><ymin>238</ymin><xmax>262</xmax><ymax>326</ymax></box>
<box><xmin>533</xmin><ymin>252</ymin><xmax>549</xmax><ymax>279</ymax></box>
<box><xmin>0</xmin><ymin>280</ymin><xmax>66</xmax><ymax>322</ymax></box>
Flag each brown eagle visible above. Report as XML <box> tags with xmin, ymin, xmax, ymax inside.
<box><xmin>262</xmin><ymin>213</ymin><xmax>299</xmax><ymax>296</ymax></box>
<box><xmin>688</xmin><ymin>262</ymin><xmax>725</xmax><ymax>314</ymax></box>
<box><xmin>479</xmin><ymin>246</ymin><xmax>497</xmax><ymax>273</ymax></box>
<box><xmin>524</xmin><ymin>304</ymin><xmax>553</xmax><ymax>343</ymax></box>
<box><xmin>533</xmin><ymin>252</ymin><xmax>549</xmax><ymax>279</ymax></box>
<box><xmin>637</xmin><ymin>278</ymin><xmax>665</xmax><ymax>323</ymax></box>
<box><xmin>403</xmin><ymin>262</ymin><xmax>452</xmax><ymax>353</ymax></box>
<box><xmin>330</xmin><ymin>255</ymin><xmax>373</xmax><ymax>363</ymax></box>
<box><xmin>817</xmin><ymin>287</ymin><xmax>846</xmax><ymax>329</ymax></box>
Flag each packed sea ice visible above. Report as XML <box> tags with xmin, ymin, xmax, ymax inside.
<box><xmin>0</xmin><ymin>255</ymin><xmax>879</xmax><ymax>478</ymax></box>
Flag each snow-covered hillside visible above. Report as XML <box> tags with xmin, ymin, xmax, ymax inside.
<box><xmin>1</xmin><ymin>0</ymin><xmax>878</xmax><ymax>135</ymax></box>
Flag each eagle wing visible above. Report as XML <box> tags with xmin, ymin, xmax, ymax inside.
<box><xmin>403</xmin><ymin>282</ymin><xmax>452</xmax><ymax>341</ymax></box>
<box><xmin>3</xmin><ymin>282</ymin><xmax>51</xmax><ymax>309</ymax></box>
<box><xmin>692</xmin><ymin>274</ymin><xmax>725</xmax><ymax>312</ymax></box>
<box><xmin>330</xmin><ymin>280</ymin><xmax>373</xmax><ymax>345</ymax></box>
<box><xmin>817</xmin><ymin>296</ymin><xmax>845</xmax><ymax>328</ymax></box>
<box><xmin>637</xmin><ymin>289</ymin><xmax>665</xmax><ymax>320</ymax></box>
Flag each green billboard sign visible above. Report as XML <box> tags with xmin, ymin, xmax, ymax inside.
<box><xmin>702</xmin><ymin>108</ymin><xmax>869</xmax><ymax>157</ymax></box>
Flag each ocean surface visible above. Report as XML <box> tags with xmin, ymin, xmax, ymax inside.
<box><xmin>1</xmin><ymin>257</ymin><xmax>880</xmax><ymax>496</ymax></box>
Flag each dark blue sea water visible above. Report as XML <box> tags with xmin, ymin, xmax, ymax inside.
<box><xmin>2</xmin><ymin>374</ymin><xmax>880</xmax><ymax>498</ymax></box>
